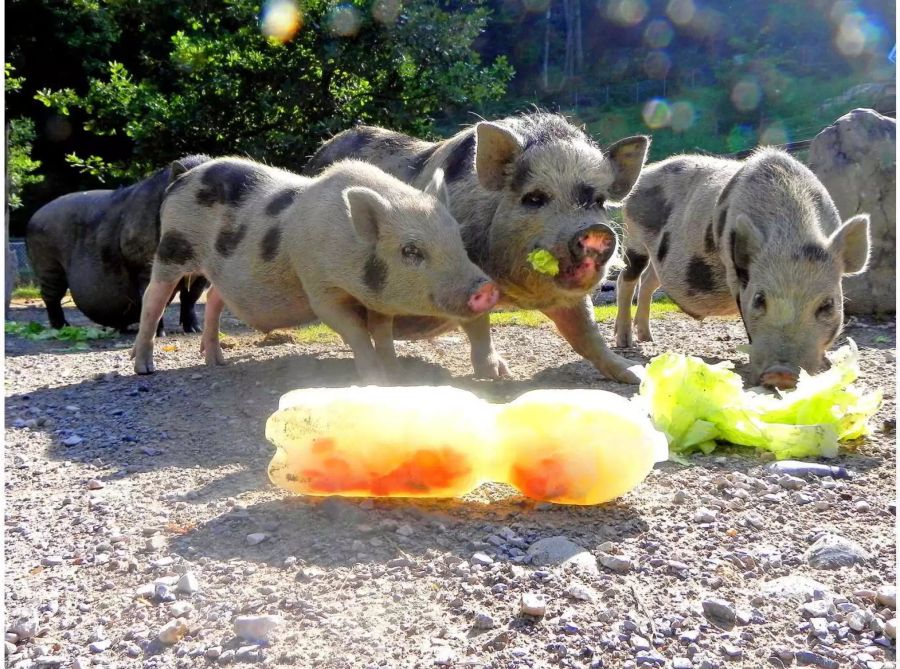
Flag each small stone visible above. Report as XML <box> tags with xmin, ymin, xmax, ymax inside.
<box><xmin>673</xmin><ymin>491</ymin><xmax>688</xmax><ymax>504</ymax></box>
<box><xmin>5</xmin><ymin>642</ymin><xmax>16</xmax><ymax>657</ymax></box>
<box><xmin>876</xmin><ymin>585</ymin><xmax>896</xmax><ymax>610</ymax></box>
<box><xmin>219</xmin><ymin>649</ymin><xmax>235</xmax><ymax>663</ymax></box>
<box><xmin>234</xmin><ymin>614</ymin><xmax>283</xmax><ymax>641</ymax></box>
<box><xmin>565</xmin><ymin>583</ymin><xmax>594</xmax><ymax>601</ymax></box>
<box><xmin>176</xmin><ymin>572</ymin><xmax>200</xmax><ymax>594</ymax></box>
<box><xmin>778</xmin><ymin>475</ymin><xmax>806</xmax><ymax>490</ymax></box>
<box><xmin>721</xmin><ymin>644</ymin><xmax>742</xmax><ymax>658</ymax></box>
<box><xmin>86</xmin><ymin>479</ymin><xmax>105</xmax><ymax>490</ymax></box>
<box><xmin>206</xmin><ymin>646</ymin><xmax>222</xmax><ymax>659</ymax></box>
<box><xmin>702</xmin><ymin>599</ymin><xmax>736</xmax><ymax>625</ymax></box>
<box><xmin>169</xmin><ymin>601</ymin><xmax>193</xmax><ymax>618</ymax></box>
<box><xmin>5</xmin><ymin>633</ymin><xmax>17</xmax><ymax>644</ymax></box>
<box><xmin>526</xmin><ymin>536</ymin><xmax>598</xmax><ymax>575</ymax></box>
<box><xmin>800</xmin><ymin>600</ymin><xmax>834</xmax><ymax>619</ymax></box>
<box><xmin>673</xmin><ymin>658</ymin><xmax>693</xmax><ymax>669</ymax></box>
<box><xmin>246</xmin><ymin>533</ymin><xmax>268</xmax><ymax>546</ymax></box>
<box><xmin>693</xmin><ymin>508</ymin><xmax>717</xmax><ymax>523</ymax></box>
<box><xmin>520</xmin><ymin>593</ymin><xmax>547</xmax><ymax>617</ymax></box>
<box><xmin>471</xmin><ymin>552</ymin><xmax>493</xmax><ymax>566</ymax></box>
<box><xmin>88</xmin><ymin>639</ymin><xmax>110</xmax><ymax>653</ymax></box>
<box><xmin>434</xmin><ymin>647</ymin><xmax>456</xmax><ymax>665</ymax></box>
<box><xmin>598</xmin><ymin>553</ymin><xmax>632</xmax><ymax>574</ymax></box>
<box><xmin>884</xmin><ymin>619</ymin><xmax>896</xmax><ymax>639</ymax></box>
<box><xmin>631</xmin><ymin>635</ymin><xmax>651</xmax><ymax>651</ymax></box>
<box><xmin>795</xmin><ymin>649</ymin><xmax>839</xmax><ymax>669</ymax></box>
<box><xmin>8</xmin><ymin>613</ymin><xmax>39</xmax><ymax>640</ymax></box>
<box><xmin>235</xmin><ymin>646</ymin><xmax>260</xmax><ymax>662</ymax></box>
<box><xmin>144</xmin><ymin>535</ymin><xmax>166</xmax><ymax>551</ymax></box>
<box><xmin>762</xmin><ymin>575</ymin><xmax>833</xmax><ymax>600</ymax></box>
<box><xmin>854</xmin><ymin>500</ymin><xmax>871</xmax><ymax>513</ymax></box>
<box><xmin>804</xmin><ymin>533</ymin><xmax>871</xmax><ymax>569</ymax></box>
<box><xmin>158</xmin><ymin>618</ymin><xmax>188</xmax><ymax>645</ymax></box>
<box><xmin>154</xmin><ymin>583</ymin><xmax>176</xmax><ymax>603</ymax></box>
<box><xmin>62</xmin><ymin>435</ymin><xmax>83</xmax><ymax>446</ymax></box>
<box><xmin>473</xmin><ymin>612</ymin><xmax>495</xmax><ymax>629</ymax></box>
<box><xmin>150</xmin><ymin>556</ymin><xmax>174</xmax><ymax>568</ymax></box>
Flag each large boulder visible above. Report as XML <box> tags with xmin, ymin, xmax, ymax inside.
<box><xmin>808</xmin><ymin>108</ymin><xmax>896</xmax><ymax>315</ymax></box>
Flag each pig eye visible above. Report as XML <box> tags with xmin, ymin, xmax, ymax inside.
<box><xmin>816</xmin><ymin>297</ymin><xmax>835</xmax><ymax>318</ymax></box>
<box><xmin>751</xmin><ymin>291</ymin><xmax>766</xmax><ymax>311</ymax></box>
<box><xmin>594</xmin><ymin>196</ymin><xmax>606</xmax><ymax>208</ymax></box>
<box><xmin>401</xmin><ymin>243</ymin><xmax>425</xmax><ymax>263</ymax></box>
<box><xmin>521</xmin><ymin>191</ymin><xmax>550</xmax><ymax>208</ymax></box>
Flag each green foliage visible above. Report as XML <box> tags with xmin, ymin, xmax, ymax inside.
<box><xmin>5</xmin><ymin>321</ymin><xmax>120</xmax><ymax>348</ymax></box>
<box><xmin>11</xmin><ymin>284</ymin><xmax>42</xmax><ymax>300</ymax></box>
<box><xmin>34</xmin><ymin>0</ymin><xmax>513</xmax><ymax>180</ymax></box>
<box><xmin>5</xmin><ymin>64</ymin><xmax>44</xmax><ymax>209</ymax></box>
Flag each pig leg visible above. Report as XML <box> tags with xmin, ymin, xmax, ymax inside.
<box><xmin>311</xmin><ymin>297</ymin><xmax>387</xmax><ymax>384</ymax></box>
<box><xmin>132</xmin><ymin>278</ymin><xmax>181</xmax><ymax>374</ymax></box>
<box><xmin>633</xmin><ymin>264</ymin><xmax>661</xmax><ymax>343</ymax></box>
<box><xmin>614</xmin><ymin>247</ymin><xmax>650</xmax><ymax>348</ymax></box>
<box><xmin>367</xmin><ymin>310</ymin><xmax>401</xmax><ymax>378</ymax></box>
<box><xmin>460</xmin><ymin>314</ymin><xmax>509</xmax><ymax>379</ymax></box>
<box><xmin>179</xmin><ymin>276</ymin><xmax>207</xmax><ymax>333</ymax></box>
<box><xmin>34</xmin><ymin>262</ymin><xmax>70</xmax><ymax>329</ymax></box>
<box><xmin>199</xmin><ymin>285</ymin><xmax>227</xmax><ymax>366</ymax></box>
<box><xmin>544</xmin><ymin>296</ymin><xmax>642</xmax><ymax>384</ymax></box>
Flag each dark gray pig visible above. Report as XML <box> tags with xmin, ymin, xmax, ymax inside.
<box><xmin>25</xmin><ymin>156</ymin><xmax>210</xmax><ymax>333</ymax></box>
<box><xmin>131</xmin><ymin>158</ymin><xmax>499</xmax><ymax>381</ymax></box>
<box><xmin>305</xmin><ymin>112</ymin><xmax>650</xmax><ymax>384</ymax></box>
<box><xmin>615</xmin><ymin>148</ymin><xmax>870</xmax><ymax>389</ymax></box>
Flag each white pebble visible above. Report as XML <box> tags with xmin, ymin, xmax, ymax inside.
<box><xmin>693</xmin><ymin>507</ymin><xmax>718</xmax><ymax>523</ymax></box>
<box><xmin>246</xmin><ymin>533</ymin><xmax>268</xmax><ymax>546</ymax></box>
<box><xmin>176</xmin><ymin>572</ymin><xmax>200</xmax><ymax>594</ymax></box>
<box><xmin>520</xmin><ymin>593</ymin><xmax>547</xmax><ymax>617</ymax></box>
<box><xmin>158</xmin><ymin>618</ymin><xmax>188</xmax><ymax>645</ymax></box>
<box><xmin>233</xmin><ymin>614</ymin><xmax>283</xmax><ymax>641</ymax></box>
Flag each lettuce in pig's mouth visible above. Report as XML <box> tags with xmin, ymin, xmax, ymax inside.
<box><xmin>527</xmin><ymin>249</ymin><xmax>560</xmax><ymax>276</ymax></box>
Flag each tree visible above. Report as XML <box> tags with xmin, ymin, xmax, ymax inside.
<box><xmin>26</xmin><ymin>0</ymin><xmax>513</xmax><ymax>182</ymax></box>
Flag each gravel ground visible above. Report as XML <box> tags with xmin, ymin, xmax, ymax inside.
<box><xmin>4</xmin><ymin>298</ymin><xmax>897</xmax><ymax>669</ymax></box>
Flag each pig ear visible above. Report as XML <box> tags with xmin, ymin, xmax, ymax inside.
<box><xmin>423</xmin><ymin>168</ymin><xmax>451</xmax><ymax>209</ymax></box>
<box><xmin>606</xmin><ymin>135</ymin><xmax>651</xmax><ymax>202</ymax></box>
<box><xmin>475</xmin><ymin>122</ymin><xmax>523</xmax><ymax>191</ymax></box>
<box><xmin>730</xmin><ymin>213</ymin><xmax>764</xmax><ymax>285</ymax></box>
<box><xmin>828</xmin><ymin>214</ymin><xmax>870</xmax><ymax>276</ymax></box>
<box><xmin>343</xmin><ymin>187</ymin><xmax>391</xmax><ymax>245</ymax></box>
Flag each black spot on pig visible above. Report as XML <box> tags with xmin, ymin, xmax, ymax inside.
<box><xmin>663</xmin><ymin>160</ymin><xmax>686</xmax><ymax>174</ymax></box>
<box><xmin>510</xmin><ymin>160</ymin><xmax>531</xmax><ymax>192</ymax></box>
<box><xmin>522</xmin><ymin>115</ymin><xmax>584</xmax><ymax>149</ymax></box>
<box><xmin>573</xmin><ymin>183</ymin><xmax>596</xmax><ymax>208</ymax></box>
<box><xmin>265</xmin><ymin>189</ymin><xmax>297</xmax><ymax>217</ymax></box>
<box><xmin>260</xmin><ymin>226</ymin><xmax>282</xmax><ymax>262</ymax></box>
<box><xmin>444</xmin><ymin>133</ymin><xmax>476</xmax><ymax>183</ymax></box>
<box><xmin>626</xmin><ymin>184</ymin><xmax>671</xmax><ymax>234</ymax></box>
<box><xmin>686</xmin><ymin>256</ymin><xmax>720</xmax><ymax>293</ymax></box>
<box><xmin>215</xmin><ymin>218</ymin><xmax>249</xmax><ymax>257</ymax></box>
<box><xmin>406</xmin><ymin>145</ymin><xmax>438</xmax><ymax>179</ymax></box>
<box><xmin>363</xmin><ymin>254</ymin><xmax>388</xmax><ymax>293</ymax></box>
<box><xmin>704</xmin><ymin>223</ymin><xmax>716</xmax><ymax>253</ymax></box>
<box><xmin>157</xmin><ymin>231</ymin><xmax>195</xmax><ymax>265</ymax></box>
<box><xmin>810</xmin><ymin>189</ymin><xmax>840</xmax><ymax>228</ymax></box>
<box><xmin>196</xmin><ymin>162</ymin><xmax>259</xmax><ymax>207</ymax></box>
<box><xmin>795</xmin><ymin>243</ymin><xmax>830</xmax><ymax>263</ymax></box>
<box><xmin>656</xmin><ymin>231</ymin><xmax>670</xmax><ymax>263</ymax></box>
<box><xmin>621</xmin><ymin>248</ymin><xmax>649</xmax><ymax>281</ymax></box>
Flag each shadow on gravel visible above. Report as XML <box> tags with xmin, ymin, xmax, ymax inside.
<box><xmin>168</xmin><ymin>492</ymin><xmax>650</xmax><ymax>569</ymax></box>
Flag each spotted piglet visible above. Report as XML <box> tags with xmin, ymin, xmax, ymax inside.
<box><xmin>131</xmin><ymin>158</ymin><xmax>499</xmax><ymax>381</ymax></box>
<box><xmin>615</xmin><ymin>148</ymin><xmax>870</xmax><ymax>389</ymax></box>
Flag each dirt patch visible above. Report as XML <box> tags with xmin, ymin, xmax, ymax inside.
<box><xmin>5</xmin><ymin>300</ymin><xmax>896</xmax><ymax>668</ymax></box>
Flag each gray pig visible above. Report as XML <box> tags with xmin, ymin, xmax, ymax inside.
<box><xmin>614</xmin><ymin>148</ymin><xmax>870</xmax><ymax>389</ymax></box>
<box><xmin>304</xmin><ymin>112</ymin><xmax>650</xmax><ymax>384</ymax></box>
<box><xmin>131</xmin><ymin>158</ymin><xmax>499</xmax><ymax>381</ymax></box>
<box><xmin>25</xmin><ymin>156</ymin><xmax>210</xmax><ymax>333</ymax></box>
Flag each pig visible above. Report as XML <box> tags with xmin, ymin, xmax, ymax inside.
<box><xmin>304</xmin><ymin>112</ymin><xmax>650</xmax><ymax>383</ymax></box>
<box><xmin>131</xmin><ymin>157</ymin><xmax>500</xmax><ymax>381</ymax></box>
<box><xmin>25</xmin><ymin>156</ymin><xmax>210</xmax><ymax>334</ymax></box>
<box><xmin>614</xmin><ymin>148</ymin><xmax>871</xmax><ymax>389</ymax></box>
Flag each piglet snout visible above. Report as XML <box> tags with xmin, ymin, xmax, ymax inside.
<box><xmin>570</xmin><ymin>223</ymin><xmax>615</xmax><ymax>262</ymax></box>
<box><xmin>468</xmin><ymin>282</ymin><xmax>499</xmax><ymax>314</ymax></box>
<box><xmin>760</xmin><ymin>365</ymin><xmax>799</xmax><ymax>390</ymax></box>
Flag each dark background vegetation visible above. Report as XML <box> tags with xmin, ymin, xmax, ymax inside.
<box><xmin>5</xmin><ymin>0</ymin><xmax>895</xmax><ymax>236</ymax></box>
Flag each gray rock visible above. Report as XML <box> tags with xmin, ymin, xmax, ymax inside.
<box><xmin>795</xmin><ymin>649</ymin><xmax>839</xmax><ymax>669</ymax></box>
<box><xmin>526</xmin><ymin>536</ymin><xmax>598</xmax><ymax>575</ymax></box>
<box><xmin>804</xmin><ymin>533</ymin><xmax>871</xmax><ymax>569</ymax></box>
<box><xmin>598</xmin><ymin>552</ymin><xmax>633</xmax><ymax>574</ymax></box>
<box><xmin>673</xmin><ymin>658</ymin><xmax>693</xmax><ymax>669</ymax></box>
<box><xmin>7</xmin><ymin>613</ymin><xmax>39</xmax><ymax>640</ymax></box>
<box><xmin>471</xmin><ymin>552</ymin><xmax>493</xmax><ymax>566</ymax></box>
<box><xmin>176</xmin><ymin>572</ymin><xmax>200</xmax><ymax>594</ymax></box>
<box><xmin>693</xmin><ymin>508</ymin><xmax>717</xmax><ymax>523</ymax></box>
<box><xmin>884</xmin><ymin>619</ymin><xmax>896</xmax><ymax>639</ymax></box>
<box><xmin>761</xmin><ymin>575</ymin><xmax>833</xmax><ymax>600</ymax></box>
<box><xmin>246</xmin><ymin>533</ymin><xmax>268</xmax><ymax>546</ymax></box>
<box><xmin>520</xmin><ymin>593</ymin><xmax>547</xmax><ymax>617</ymax></box>
<box><xmin>800</xmin><ymin>600</ymin><xmax>835</xmax><ymax>619</ymax></box>
<box><xmin>234</xmin><ymin>614</ymin><xmax>283</xmax><ymax>641</ymax></box>
<box><xmin>88</xmin><ymin>640</ymin><xmax>110</xmax><ymax>653</ymax></box>
<box><xmin>702</xmin><ymin>599</ymin><xmax>736</xmax><ymax>625</ymax></box>
<box><xmin>631</xmin><ymin>635</ymin><xmax>651</xmax><ymax>650</ymax></box>
<box><xmin>433</xmin><ymin>646</ymin><xmax>456</xmax><ymax>665</ymax></box>
<box><xmin>876</xmin><ymin>585</ymin><xmax>896</xmax><ymax>610</ymax></box>
<box><xmin>808</xmin><ymin>108</ymin><xmax>896</xmax><ymax>314</ymax></box>
<box><xmin>4</xmin><ymin>642</ymin><xmax>16</xmax><ymax>657</ymax></box>
<box><xmin>158</xmin><ymin>618</ymin><xmax>188</xmax><ymax>645</ymax></box>
<box><xmin>473</xmin><ymin>612</ymin><xmax>495</xmax><ymax>629</ymax></box>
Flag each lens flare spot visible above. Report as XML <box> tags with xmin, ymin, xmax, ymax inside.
<box><xmin>835</xmin><ymin>11</ymin><xmax>880</xmax><ymax>57</ymax></box>
<box><xmin>643</xmin><ymin>50</ymin><xmax>672</xmax><ymax>79</ymax></box>
<box><xmin>670</xmin><ymin>101</ymin><xmax>695</xmax><ymax>132</ymax></box>
<box><xmin>760</xmin><ymin>122</ymin><xmax>790</xmax><ymax>147</ymax></box>
<box><xmin>666</xmin><ymin>0</ymin><xmax>695</xmax><ymax>26</ymax></box>
<box><xmin>606</xmin><ymin>0</ymin><xmax>648</xmax><ymax>27</ymax></box>
<box><xmin>644</xmin><ymin>19</ymin><xmax>674</xmax><ymax>48</ymax></box>
<box><xmin>642</xmin><ymin>98</ymin><xmax>672</xmax><ymax>130</ymax></box>
<box><xmin>327</xmin><ymin>4</ymin><xmax>363</xmax><ymax>37</ymax></box>
<box><xmin>731</xmin><ymin>78</ymin><xmax>762</xmax><ymax>112</ymax></box>
<box><xmin>372</xmin><ymin>0</ymin><xmax>401</xmax><ymax>24</ymax></box>
<box><xmin>261</xmin><ymin>0</ymin><xmax>302</xmax><ymax>43</ymax></box>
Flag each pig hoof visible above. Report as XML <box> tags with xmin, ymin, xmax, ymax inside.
<box><xmin>634</xmin><ymin>326</ymin><xmax>653</xmax><ymax>343</ymax></box>
<box><xmin>203</xmin><ymin>348</ymin><xmax>226</xmax><ymax>366</ymax></box>
<box><xmin>614</xmin><ymin>331</ymin><xmax>633</xmax><ymax>348</ymax></box>
<box><xmin>473</xmin><ymin>354</ymin><xmax>509</xmax><ymax>380</ymax></box>
<box><xmin>182</xmin><ymin>321</ymin><xmax>202</xmax><ymax>334</ymax></box>
<box><xmin>133</xmin><ymin>356</ymin><xmax>156</xmax><ymax>375</ymax></box>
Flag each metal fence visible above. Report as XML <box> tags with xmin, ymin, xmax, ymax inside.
<box><xmin>9</xmin><ymin>241</ymin><xmax>34</xmax><ymax>285</ymax></box>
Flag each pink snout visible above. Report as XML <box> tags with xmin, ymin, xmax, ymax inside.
<box><xmin>468</xmin><ymin>282</ymin><xmax>500</xmax><ymax>314</ymax></box>
<box><xmin>760</xmin><ymin>365</ymin><xmax>799</xmax><ymax>390</ymax></box>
